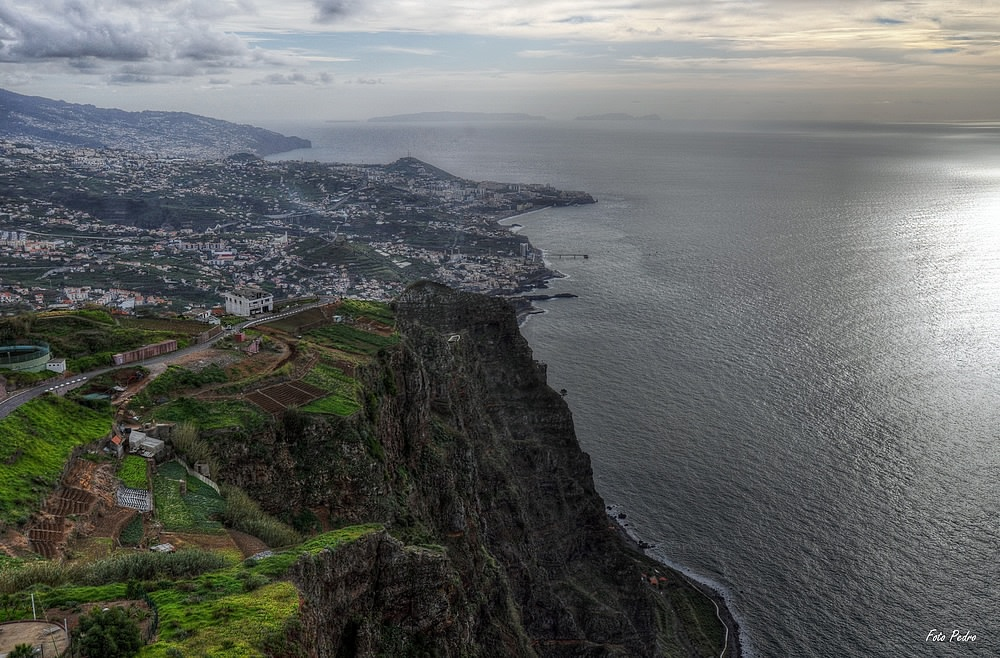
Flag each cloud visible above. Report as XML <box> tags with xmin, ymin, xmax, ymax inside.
<box><xmin>517</xmin><ymin>49</ymin><xmax>575</xmax><ymax>58</ymax></box>
<box><xmin>0</xmin><ymin>0</ymin><xmax>260</xmax><ymax>74</ymax></box>
<box><xmin>374</xmin><ymin>46</ymin><xmax>440</xmax><ymax>56</ymax></box>
<box><xmin>0</xmin><ymin>2</ymin><xmax>152</xmax><ymax>62</ymax></box>
<box><xmin>254</xmin><ymin>70</ymin><xmax>334</xmax><ymax>85</ymax></box>
<box><xmin>556</xmin><ymin>15</ymin><xmax>604</xmax><ymax>25</ymax></box>
<box><xmin>313</xmin><ymin>0</ymin><xmax>356</xmax><ymax>23</ymax></box>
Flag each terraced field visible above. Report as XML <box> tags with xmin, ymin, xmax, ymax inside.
<box><xmin>245</xmin><ymin>381</ymin><xmax>326</xmax><ymax>414</ymax></box>
<box><xmin>152</xmin><ymin>462</ymin><xmax>225</xmax><ymax>534</ymax></box>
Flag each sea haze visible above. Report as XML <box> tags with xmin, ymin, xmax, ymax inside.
<box><xmin>276</xmin><ymin>120</ymin><xmax>1000</xmax><ymax>657</ymax></box>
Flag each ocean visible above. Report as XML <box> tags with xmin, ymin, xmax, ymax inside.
<box><xmin>274</xmin><ymin>120</ymin><xmax>1000</xmax><ymax>656</ymax></box>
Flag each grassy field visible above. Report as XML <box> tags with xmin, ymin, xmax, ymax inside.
<box><xmin>338</xmin><ymin>298</ymin><xmax>395</xmax><ymax>325</ymax></box>
<box><xmin>152</xmin><ymin>462</ymin><xmax>225</xmax><ymax>534</ymax></box>
<box><xmin>119</xmin><ymin>317</ymin><xmax>214</xmax><ymax>335</ymax></box>
<box><xmin>249</xmin><ymin>524</ymin><xmax>383</xmax><ymax>578</ymax></box>
<box><xmin>0</xmin><ymin>396</ymin><xmax>111</xmax><ymax>527</ymax></box>
<box><xmin>119</xmin><ymin>514</ymin><xmax>144</xmax><ymax>547</ymax></box>
<box><xmin>152</xmin><ymin>398</ymin><xmax>265</xmax><ymax>432</ymax></box>
<box><xmin>22</xmin><ymin>311</ymin><xmax>183</xmax><ymax>367</ymax></box>
<box><xmin>305</xmin><ymin>323</ymin><xmax>399</xmax><ymax>356</ymax></box>
<box><xmin>143</xmin><ymin>579</ymin><xmax>300</xmax><ymax>658</ymax></box>
<box><xmin>0</xmin><ymin>523</ymin><xmax>385</xmax><ymax>654</ymax></box>
<box><xmin>141</xmin><ymin>364</ymin><xmax>229</xmax><ymax>401</ymax></box>
<box><xmin>300</xmin><ymin>362</ymin><xmax>361</xmax><ymax>416</ymax></box>
<box><xmin>117</xmin><ymin>455</ymin><xmax>149</xmax><ymax>490</ymax></box>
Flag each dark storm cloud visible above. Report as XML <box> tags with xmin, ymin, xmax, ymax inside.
<box><xmin>0</xmin><ymin>2</ymin><xmax>152</xmax><ymax>62</ymax></box>
<box><xmin>313</xmin><ymin>0</ymin><xmax>356</xmax><ymax>23</ymax></box>
<box><xmin>0</xmin><ymin>0</ymin><xmax>257</xmax><ymax>75</ymax></box>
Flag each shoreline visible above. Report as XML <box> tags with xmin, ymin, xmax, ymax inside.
<box><xmin>496</xmin><ymin>207</ymin><xmax>575</xmax><ymax>322</ymax></box>
<box><xmin>607</xmin><ymin>507</ymin><xmax>743</xmax><ymax>658</ymax></box>
<box><xmin>499</xmin><ymin>201</ymin><xmax>745</xmax><ymax>657</ymax></box>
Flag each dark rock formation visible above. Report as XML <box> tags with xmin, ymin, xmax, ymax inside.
<box><xmin>216</xmin><ymin>282</ymin><xmax>729</xmax><ymax>657</ymax></box>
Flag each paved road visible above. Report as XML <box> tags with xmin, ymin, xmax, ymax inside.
<box><xmin>0</xmin><ymin>301</ymin><xmax>328</xmax><ymax>420</ymax></box>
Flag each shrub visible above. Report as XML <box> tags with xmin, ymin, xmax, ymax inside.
<box><xmin>72</xmin><ymin>606</ymin><xmax>142</xmax><ymax>658</ymax></box>
<box><xmin>119</xmin><ymin>515</ymin><xmax>144</xmax><ymax>547</ymax></box>
<box><xmin>165</xmin><ymin>422</ymin><xmax>217</xmax><ymax>476</ymax></box>
<box><xmin>220</xmin><ymin>486</ymin><xmax>300</xmax><ymax>548</ymax></box>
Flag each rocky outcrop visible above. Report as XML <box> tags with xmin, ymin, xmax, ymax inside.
<box><xmin>217</xmin><ymin>282</ymin><xmax>728</xmax><ymax>656</ymax></box>
<box><xmin>290</xmin><ymin>530</ymin><xmax>481</xmax><ymax>657</ymax></box>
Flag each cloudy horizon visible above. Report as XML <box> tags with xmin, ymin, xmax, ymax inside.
<box><xmin>1</xmin><ymin>0</ymin><xmax>999</xmax><ymax>126</ymax></box>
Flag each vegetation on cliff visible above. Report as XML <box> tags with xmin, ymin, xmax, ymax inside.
<box><xmin>0</xmin><ymin>290</ymin><xmax>732</xmax><ymax>657</ymax></box>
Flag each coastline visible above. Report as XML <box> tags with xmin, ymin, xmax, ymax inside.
<box><xmin>607</xmin><ymin>507</ymin><xmax>743</xmax><ymax>658</ymax></box>
<box><xmin>496</xmin><ymin>208</ymin><xmax>576</xmax><ymax>323</ymax></box>
<box><xmin>498</xmin><ymin>204</ymin><xmax>744</xmax><ymax>657</ymax></box>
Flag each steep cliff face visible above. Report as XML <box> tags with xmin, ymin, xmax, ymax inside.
<box><xmin>218</xmin><ymin>282</ymin><xmax>726</xmax><ymax>657</ymax></box>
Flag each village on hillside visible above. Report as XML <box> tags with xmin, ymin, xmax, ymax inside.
<box><xmin>0</xmin><ymin>140</ymin><xmax>593</xmax><ymax>316</ymax></box>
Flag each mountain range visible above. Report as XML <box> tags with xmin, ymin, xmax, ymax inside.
<box><xmin>0</xmin><ymin>88</ymin><xmax>310</xmax><ymax>158</ymax></box>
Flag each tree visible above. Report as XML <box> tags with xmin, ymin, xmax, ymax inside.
<box><xmin>71</xmin><ymin>606</ymin><xmax>143</xmax><ymax>658</ymax></box>
<box><xmin>8</xmin><ymin>644</ymin><xmax>37</xmax><ymax>658</ymax></box>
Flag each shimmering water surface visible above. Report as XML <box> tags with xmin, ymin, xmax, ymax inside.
<box><xmin>277</xmin><ymin>121</ymin><xmax>1000</xmax><ymax>656</ymax></box>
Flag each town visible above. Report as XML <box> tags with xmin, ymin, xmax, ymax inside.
<box><xmin>0</xmin><ymin>139</ymin><xmax>595</xmax><ymax>316</ymax></box>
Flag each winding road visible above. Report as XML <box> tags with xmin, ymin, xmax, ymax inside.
<box><xmin>0</xmin><ymin>300</ymin><xmax>327</xmax><ymax>420</ymax></box>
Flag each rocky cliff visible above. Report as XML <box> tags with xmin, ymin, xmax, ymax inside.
<box><xmin>216</xmin><ymin>282</ymin><xmax>731</xmax><ymax>657</ymax></box>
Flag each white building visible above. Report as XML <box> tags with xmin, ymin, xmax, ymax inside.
<box><xmin>46</xmin><ymin>358</ymin><xmax>67</xmax><ymax>374</ymax></box>
<box><xmin>223</xmin><ymin>288</ymin><xmax>274</xmax><ymax>317</ymax></box>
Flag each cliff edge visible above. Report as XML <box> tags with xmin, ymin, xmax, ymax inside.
<box><xmin>218</xmin><ymin>282</ymin><xmax>735</xmax><ymax>656</ymax></box>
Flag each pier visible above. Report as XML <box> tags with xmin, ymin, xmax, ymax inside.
<box><xmin>550</xmin><ymin>253</ymin><xmax>589</xmax><ymax>259</ymax></box>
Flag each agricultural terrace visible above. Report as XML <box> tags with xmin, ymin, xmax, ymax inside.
<box><xmin>117</xmin><ymin>455</ymin><xmax>149</xmax><ymax>490</ymax></box>
<box><xmin>0</xmin><ymin>396</ymin><xmax>111</xmax><ymax>527</ymax></box>
<box><xmin>245</xmin><ymin>299</ymin><xmax>397</xmax><ymax>417</ymax></box>
<box><xmin>152</xmin><ymin>461</ymin><xmax>225</xmax><ymax>534</ymax></box>
<box><xmin>300</xmin><ymin>362</ymin><xmax>361</xmax><ymax>416</ymax></box>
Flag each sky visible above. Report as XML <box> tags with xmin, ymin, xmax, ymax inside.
<box><xmin>1</xmin><ymin>0</ymin><xmax>1000</xmax><ymax>126</ymax></box>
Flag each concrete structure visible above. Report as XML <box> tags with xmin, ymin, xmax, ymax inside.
<box><xmin>128</xmin><ymin>430</ymin><xmax>166</xmax><ymax>460</ymax></box>
<box><xmin>0</xmin><ymin>620</ymin><xmax>70</xmax><ymax>657</ymax></box>
<box><xmin>223</xmin><ymin>288</ymin><xmax>274</xmax><ymax>317</ymax></box>
<box><xmin>46</xmin><ymin>358</ymin><xmax>67</xmax><ymax>374</ymax></box>
<box><xmin>0</xmin><ymin>341</ymin><xmax>51</xmax><ymax>373</ymax></box>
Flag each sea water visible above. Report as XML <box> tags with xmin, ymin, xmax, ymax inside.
<box><xmin>275</xmin><ymin>120</ymin><xmax>1000</xmax><ymax>657</ymax></box>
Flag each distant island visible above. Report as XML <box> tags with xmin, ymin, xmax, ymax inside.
<box><xmin>0</xmin><ymin>87</ymin><xmax>310</xmax><ymax>158</ymax></box>
<box><xmin>369</xmin><ymin>111</ymin><xmax>546</xmax><ymax>122</ymax></box>
<box><xmin>576</xmin><ymin>113</ymin><xmax>662</xmax><ymax>121</ymax></box>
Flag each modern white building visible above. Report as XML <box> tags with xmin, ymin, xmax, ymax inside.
<box><xmin>223</xmin><ymin>288</ymin><xmax>274</xmax><ymax>317</ymax></box>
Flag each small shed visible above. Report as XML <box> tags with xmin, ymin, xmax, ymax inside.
<box><xmin>46</xmin><ymin>357</ymin><xmax>67</xmax><ymax>374</ymax></box>
<box><xmin>109</xmin><ymin>434</ymin><xmax>125</xmax><ymax>459</ymax></box>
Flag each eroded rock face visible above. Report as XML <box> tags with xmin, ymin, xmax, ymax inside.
<box><xmin>291</xmin><ymin>530</ymin><xmax>477</xmax><ymax>657</ymax></box>
<box><xmin>223</xmin><ymin>283</ymin><xmax>712</xmax><ymax>656</ymax></box>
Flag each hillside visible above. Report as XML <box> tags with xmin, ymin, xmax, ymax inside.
<box><xmin>0</xmin><ymin>289</ymin><xmax>735</xmax><ymax>656</ymax></box>
<box><xmin>0</xmin><ymin>88</ymin><xmax>310</xmax><ymax>158</ymax></box>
